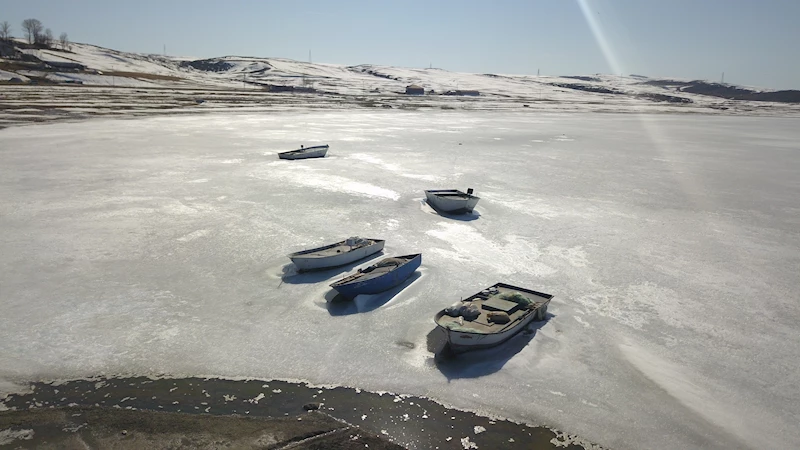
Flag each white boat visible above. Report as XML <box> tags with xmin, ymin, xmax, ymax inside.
<box><xmin>434</xmin><ymin>283</ymin><xmax>552</xmax><ymax>353</ymax></box>
<box><xmin>288</xmin><ymin>237</ymin><xmax>385</xmax><ymax>272</ymax></box>
<box><xmin>278</xmin><ymin>144</ymin><xmax>329</xmax><ymax>160</ymax></box>
<box><xmin>424</xmin><ymin>188</ymin><xmax>480</xmax><ymax>214</ymax></box>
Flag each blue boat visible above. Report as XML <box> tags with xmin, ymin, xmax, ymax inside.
<box><xmin>329</xmin><ymin>254</ymin><xmax>422</xmax><ymax>299</ymax></box>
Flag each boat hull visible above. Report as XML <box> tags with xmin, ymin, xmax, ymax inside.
<box><xmin>436</xmin><ymin>307</ymin><xmax>543</xmax><ymax>353</ymax></box>
<box><xmin>331</xmin><ymin>254</ymin><xmax>421</xmax><ymax>298</ymax></box>
<box><xmin>278</xmin><ymin>145</ymin><xmax>329</xmax><ymax>160</ymax></box>
<box><xmin>425</xmin><ymin>190</ymin><xmax>480</xmax><ymax>214</ymax></box>
<box><xmin>289</xmin><ymin>239</ymin><xmax>385</xmax><ymax>272</ymax></box>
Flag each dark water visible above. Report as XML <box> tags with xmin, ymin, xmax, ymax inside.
<box><xmin>1</xmin><ymin>376</ymin><xmax>594</xmax><ymax>449</ymax></box>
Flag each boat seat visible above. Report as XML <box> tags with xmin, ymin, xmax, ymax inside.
<box><xmin>377</xmin><ymin>258</ymin><xmax>405</xmax><ymax>267</ymax></box>
<box><xmin>482</xmin><ymin>297</ymin><xmax>521</xmax><ymax>314</ymax></box>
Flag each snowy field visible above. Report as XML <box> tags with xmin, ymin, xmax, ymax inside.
<box><xmin>1</xmin><ymin>111</ymin><xmax>799</xmax><ymax>449</ymax></box>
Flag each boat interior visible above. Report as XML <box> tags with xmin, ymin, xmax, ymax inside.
<box><xmin>426</xmin><ymin>189</ymin><xmax>478</xmax><ymax>199</ymax></box>
<box><xmin>332</xmin><ymin>255</ymin><xmax>418</xmax><ymax>284</ymax></box>
<box><xmin>280</xmin><ymin>145</ymin><xmax>328</xmax><ymax>154</ymax></box>
<box><xmin>436</xmin><ymin>285</ymin><xmax>549</xmax><ymax>334</ymax></box>
<box><xmin>291</xmin><ymin>239</ymin><xmax>379</xmax><ymax>258</ymax></box>
<box><xmin>304</xmin><ymin>244</ymin><xmax>353</xmax><ymax>258</ymax></box>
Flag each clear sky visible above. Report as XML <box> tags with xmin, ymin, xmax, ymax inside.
<box><xmin>2</xmin><ymin>0</ymin><xmax>799</xmax><ymax>89</ymax></box>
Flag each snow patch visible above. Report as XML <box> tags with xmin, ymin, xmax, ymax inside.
<box><xmin>177</xmin><ymin>229</ymin><xmax>210</xmax><ymax>242</ymax></box>
<box><xmin>426</xmin><ymin>223</ymin><xmax>555</xmax><ymax>276</ymax></box>
<box><xmin>461</xmin><ymin>436</ymin><xmax>478</xmax><ymax>449</ymax></box>
<box><xmin>0</xmin><ymin>429</ymin><xmax>33</xmax><ymax>446</ymax></box>
<box><xmin>247</xmin><ymin>393</ymin><xmax>265</xmax><ymax>404</ymax></box>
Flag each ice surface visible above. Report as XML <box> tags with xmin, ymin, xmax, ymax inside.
<box><xmin>1</xmin><ymin>111</ymin><xmax>799</xmax><ymax>450</ymax></box>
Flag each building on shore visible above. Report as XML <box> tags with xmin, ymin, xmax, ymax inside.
<box><xmin>405</xmin><ymin>84</ymin><xmax>424</xmax><ymax>95</ymax></box>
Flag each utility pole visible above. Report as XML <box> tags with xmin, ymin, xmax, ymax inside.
<box><xmin>721</xmin><ymin>72</ymin><xmax>725</xmax><ymax>83</ymax></box>
<box><xmin>163</xmin><ymin>44</ymin><xmax>166</xmax><ymax>56</ymax></box>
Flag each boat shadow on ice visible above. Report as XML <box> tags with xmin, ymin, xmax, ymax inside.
<box><xmin>279</xmin><ymin>254</ymin><xmax>384</xmax><ymax>285</ymax></box>
<box><xmin>419</xmin><ymin>199</ymin><xmax>481</xmax><ymax>222</ymax></box>
<box><xmin>325</xmin><ymin>271</ymin><xmax>423</xmax><ymax>316</ymax></box>
<box><xmin>426</xmin><ymin>312</ymin><xmax>555</xmax><ymax>380</ymax></box>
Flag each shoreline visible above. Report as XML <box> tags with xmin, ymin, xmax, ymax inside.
<box><xmin>0</xmin><ymin>375</ymin><xmax>599</xmax><ymax>449</ymax></box>
<box><xmin>3</xmin><ymin>84</ymin><xmax>799</xmax><ymax>131</ymax></box>
<box><xmin>0</xmin><ymin>406</ymin><xmax>404</xmax><ymax>449</ymax></box>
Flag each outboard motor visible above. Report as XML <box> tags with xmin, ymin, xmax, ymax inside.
<box><xmin>467</xmin><ymin>188</ymin><xmax>474</xmax><ymax>195</ymax></box>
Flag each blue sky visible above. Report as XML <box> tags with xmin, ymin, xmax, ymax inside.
<box><xmin>3</xmin><ymin>0</ymin><xmax>798</xmax><ymax>89</ymax></box>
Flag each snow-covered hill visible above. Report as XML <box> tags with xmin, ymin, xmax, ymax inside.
<box><xmin>2</xmin><ymin>39</ymin><xmax>799</xmax><ymax>130</ymax></box>
<box><xmin>1</xmin><ymin>40</ymin><xmax>792</xmax><ymax>103</ymax></box>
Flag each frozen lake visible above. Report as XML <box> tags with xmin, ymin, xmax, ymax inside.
<box><xmin>1</xmin><ymin>111</ymin><xmax>799</xmax><ymax>449</ymax></box>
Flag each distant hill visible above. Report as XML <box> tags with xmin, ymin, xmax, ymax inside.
<box><xmin>642</xmin><ymin>79</ymin><xmax>800</xmax><ymax>103</ymax></box>
<box><xmin>1</xmin><ymin>38</ymin><xmax>799</xmax><ymax>107</ymax></box>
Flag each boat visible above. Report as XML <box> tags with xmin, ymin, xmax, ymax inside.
<box><xmin>330</xmin><ymin>254</ymin><xmax>422</xmax><ymax>299</ymax></box>
<box><xmin>434</xmin><ymin>283</ymin><xmax>552</xmax><ymax>353</ymax></box>
<box><xmin>424</xmin><ymin>188</ymin><xmax>480</xmax><ymax>214</ymax></box>
<box><xmin>278</xmin><ymin>144</ymin><xmax>329</xmax><ymax>160</ymax></box>
<box><xmin>289</xmin><ymin>237</ymin><xmax>385</xmax><ymax>272</ymax></box>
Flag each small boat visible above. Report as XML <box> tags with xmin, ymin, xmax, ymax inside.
<box><xmin>330</xmin><ymin>254</ymin><xmax>422</xmax><ymax>299</ymax></box>
<box><xmin>434</xmin><ymin>283</ymin><xmax>552</xmax><ymax>353</ymax></box>
<box><xmin>424</xmin><ymin>188</ymin><xmax>480</xmax><ymax>214</ymax></box>
<box><xmin>278</xmin><ymin>144</ymin><xmax>329</xmax><ymax>160</ymax></box>
<box><xmin>289</xmin><ymin>237</ymin><xmax>385</xmax><ymax>272</ymax></box>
